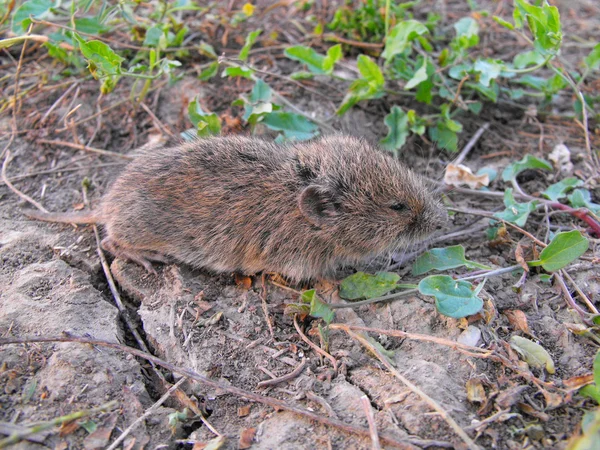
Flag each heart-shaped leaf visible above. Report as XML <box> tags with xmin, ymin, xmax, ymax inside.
<box><xmin>339</xmin><ymin>272</ymin><xmax>400</xmax><ymax>301</ymax></box>
<box><xmin>418</xmin><ymin>275</ymin><xmax>484</xmax><ymax>318</ymax></box>
<box><xmin>413</xmin><ymin>245</ymin><xmax>490</xmax><ymax>276</ymax></box>
<box><xmin>542</xmin><ymin>177</ymin><xmax>584</xmax><ymax>201</ymax></box>
<box><xmin>529</xmin><ymin>230</ymin><xmax>589</xmax><ymax>272</ymax></box>
<box><xmin>502</xmin><ymin>154</ymin><xmax>552</xmax><ymax>182</ymax></box>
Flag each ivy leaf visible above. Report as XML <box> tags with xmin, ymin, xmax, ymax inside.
<box><xmin>542</xmin><ymin>178</ymin><xmax>584</xmax><ymax>201</ymax></box>
<box><xmin>529</xmin><ymin>230</ymin><xmax>589</xmax><ymax>272</ymax></box>
<box><xmin>453</xmin><ymin>17</ymin><xmax>480</xmax><ymax>49</ymax></box>
<box><xmin>12</xmin><ymin>0</ymin><xmax>53</xmax><ymax>32</ymax></box>
<box><xmin>223</xmin><ymin>65</ymin><xmax>254</xmax><ymax>79</ymax></box>
<box><xmin>418</xmin><ymin>275</ymin><xmax>484</xmax><ymax>319</ymax></box>
<box><xmin>474</xmin><ymin>59</ymin><xmax>504</xmax><ymax>87</ymax></box>
<box><xmin>242</xmin><ymin>79</ymin><xmax>273</xmax><ymax>121</ymax></box>
<box><xmin>73</xmin><ymin>34</ymin><xmax>124</xmax><ymax>76</ymax></box>
<box><xmin>382</xmin><ymin>20</ymin><xmax>429</xmax><ymax>63</ymax></box>
<box><xmin>339</xmin><ymin>272</ymin><xmax>400</xmax><ymax>301</ymax></box>
<box><xmin>379</xmin><ymin>106</ymin><xmax>409</xmax><ymax>154</ymax></box>
<box><xmin>239</xmin><ymin>29</ymin><xmax>261</xmax><ymax>62</ymax></box>
<box><xmin>261</xmin><ymin>112</ymin><xmax>318</xmax><ymax>141</ymax></box>
<box><xmin>428</xmin><ymin>121</ymin><xmax>458</xmax><ymax>152</ymax></box>
<box><xmin>404</xmin><ymin>56</ymin><xmax>428</xmax><ymax>90</ymax></box>
<box><xmin>494</xmin><ymin>188</ymin><xmax>537</xmax><ymax>227</ymax></box>
<box><xmin>513</xmin><ymin>0</ymin><xmax>562</xmax><ymax>56</ymax></box>
<box><xmin>513</xmin><ymin>50</ymin><xmax>546</xmax><ymax>69</ymax></box>
<box><xmin>322</xmin><ymin>44</ymin><xmax>342</xmax><ymax>74</ymax></box>
<box><xmin>501</xmin><ymin>154</ymin><xmax>552</xmax><ymax>182</ymax></box>
<box><xmin>198</xmin><ymin>61</ymin><xmax>219</xmax><ymax>81</ymax></box>
<box><xmin>303</xmin><ymin>290</ymin><xmax>335</xmax><ymax>324</ymax></box>
<box><xmin>594</xmin><ymin>349</ymin><xmax>600</xmax><ymax>389</ymax></box>
<box><xmin>188</xmin><ymin>98</ymin><xmax>221</xmax><ymax>137</ymax></box>
<box><xmin>284</xmin><ymin>45</ymin><xmax>325</xmax><ymax>73</ymax></box>
<box><xmin>585</xmin><ymin>43</ymin><xmax>600</xmax><ymax>70</ymax></box>
<box><xmin>357</xmin><ymin>55</ymin><xmax>384</xmax><ymax>87</ymax></box>
<box><xmin>412</xmin><ymin>245</ymin><xmax>491</xmax><ymax>276</ymax></box>
<box><xmin>568</xmin><ymin>189</ymin><xmax>600</xmax><ymax>214</ymax></box>
<box><xmin>510</xmin><ymin>336</ymin><xmax>555</xmax><ymax>374</ymax></box>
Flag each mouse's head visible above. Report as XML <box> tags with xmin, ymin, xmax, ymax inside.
<box><xmin>294</xmin><ymin>136</ymin><xmax>447</xmax><ymax>257</ymax></box>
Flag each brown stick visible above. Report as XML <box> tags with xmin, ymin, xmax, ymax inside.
<box><xmin>340</xmin><ymin>327</ymin><xmax>481</xmax><ymax>450</ymax></box>
<box><xmin>257</xmin><ymin>358</ymin><xmax>307</xmax><ymax>387</ymax></box>
<box><xmin>1</xmin><ymin>151</ymin><xmax>49</xmax><ymax>213</ymax></box>
<box><xmin>37</xmin><ymin>139</ymin><xmax>133</xmax><ymax>160</ymax></box>
<box><xmin>293</xmin><ymin>315</ymin><xmax>338</xmax><ymax>371</ymax></box>
<box><xmin>360</xmin><ymin>395</ymin><xmax>381</xmax><ymax>450</ymax></box>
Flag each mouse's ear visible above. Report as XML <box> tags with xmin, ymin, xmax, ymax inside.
<box><xmin>298</xmin><ymin>185</ymin><xmax>341</xmax><ymax>227</ymax></box>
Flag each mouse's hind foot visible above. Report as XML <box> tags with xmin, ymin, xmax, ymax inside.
<box><xmin>101</xmin><ymin>237</ymin><xmax>169</xmax><ymax>274</ymax></box>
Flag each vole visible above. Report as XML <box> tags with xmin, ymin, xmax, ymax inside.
<box><xmin>25</xmin><ymin>135</ymin><xmax>446</xmax><ymax>281</ymax></box>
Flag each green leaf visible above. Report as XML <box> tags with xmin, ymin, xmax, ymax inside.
<box><xmin>339</xmin><ymin>272</ymin><xmax>400</xmax><ymax>301</ymax></box>
<box><xmin>570</xmin><ymin>408</ymin><xmax>600</xmax><ymax>448</ymax></box>
<box><xmin>453</xmin><ymin>17</ymin><xmax>479</xmax><ymax>49</ymax></box>
<box><xmin>284</xmin><ymin>45</ymin><xmax>325</xmax><ymax>74</ymax></box>
<box><xmin>585</xmin><ymin>43</ymin><xmax>600</xmax><ymax>70</ymax></box>
<box><xmin>198</xmin><ymin>61</ymin><xmax>219</xmax><ymax>81</ymax></box>
<box><xmin>568</xmin><ymin>189</ymin><xmax>600</xmax><ymax>214</ymax></box>
<box><xmin>188</xmin><ymin>97</ymin><xmax>221</xmax><ymax>137</ymax></box>
<box><xmin>474</xmin><ymin>59</ymin><xmax>503</xmax><ymax>87</ymax></box>
<box><xmin>239</xmin><ymin>29</ymin><xmax>261</xmax><ymax>62</ymax></box>
<box><xmin>428</xmin><ymin>121</ymin><xmax>458</xmax><ymax>152</ymax></box>
<box><xmin>79</xmin><ymin>420</ymin><xmax>97</xmax><ymax>434</ymax></box>
<box><xmin>513</xmin><ymin>50</ymin><xmax>546</xmax><ymax>69</ymax></box>
<box><xmin>337</xmin><ymin>79</ymin><xmax>382</xmax><ymax>115</ymax></box>
<box><xmin>514</xmin><ymin>0</ymin><xmax>562</xmax><ymax>56</ymax></box>
<box><xmin>382</xmin><ymin>20</ymin><xmax>429</xmax><ymax>63</ymax></box>
<box><xmin>494</xmin><ymin>188</ymin><xmax>537</xmax><ymax>227</ymax></box>
<box><xmin>509</xmin><ymin>335</ymin><xmax>555</xmax><ymax>374</ymax></box>
<box><xmin>303</xmin><ymin>289</ymin><xmax>335</xmax><ymax>324</ymax></box>
<box><xmin>412</xmin><ymin>245</ymin><xmax>490</xmax><ymax>276</ymax></box>
<box><xmin>529</xmin><ymin>230</ymin><xmax>589</xmax><ymax>272</ymax></box>
<box><xmin>542</xmin><ymin>178</ymin><xmax>584</xmax><ymax>201</ymax></box>
<box><xmin>224</xmin><ymin>65</ymin><xmax>254</xmax><ymax>79</ymax></box>
<box><xmin>357</xmin><ymin>55</ymin><xmax>384</xmax><ymax>87</ymax></box>
<box><xmin>380</xmin><ymin>106</ymin><xmax>409</xmax><ymax>153</ymax></box>
<box><xmin>289</xmin><ymin>71</ymin><xmax>315</xmax><ymax>80</ymax></box>
<box><xmin>594</xmin><ymin>349</ymin><xmax>600</xmax><ymax>389</ymax></box>
<box><xmin>493</xmin><ymin>16</ymin><xmax>514</xmax><ymax>30</ymax></box>
<box><xmin>144</xmin><ymin>24</ymin><xmax>165</xmax><ymax>47</ymax></box>
<box><xmin>418</xmin><ymin>275</ymin><xmax>484</xmax><ymax>319</ymax></box>
<box><xmin>405</xmin><ymin>56</ymin><xmax>428</xmax><ymax>90</ymax></box>
<box><xmin>73</xmin><ymin>34</ymin><xmax>124</xmax><ymax>76</ymax></box>
<box><xmin>322</xmin><ymin>44</ymin><xmax>342</xmax><ymax>73</ymax></box>
<box><xmin>74</xmin><ymin>17</ymin><xmax>110</xmax><ymax>35</ymax></box>
<box><xmin>12</xmin><ymin>0</ymin><xmax>53</xmax><ymax>32</ymax></box>
<box><xmin>261</xmin><ymin>112</ymin><xmax>318</xmax><ymax>141</ymax></box>
<box><xmin>501</xmin><ymin>154</ymin><xmax>552</xmax><ymax>181</ymax></box>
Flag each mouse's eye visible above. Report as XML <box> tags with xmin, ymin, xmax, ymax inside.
<box><xmin>390</xmin><ymin>202</ymin><xmax>409</xmax><ymax>212</ymax></box>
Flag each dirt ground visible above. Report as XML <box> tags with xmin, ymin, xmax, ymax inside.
<box><xmin>1</xmin><ymin>1</ymin><xmax>600</xmax><ymax>449</ymax></box>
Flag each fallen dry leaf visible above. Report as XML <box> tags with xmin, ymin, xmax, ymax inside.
<box><xmin>239</xmin><ymin>427</ymin><xmax>257</xmax><ymax>449</ymax></box>
<box><xmin>466</xmin><ymin>378</ymin><xmax>486</xmax><ymax>404</ymax></box>
<box><xmin>563</xmin><ymin>374</ymin><xmax>594</xmax><ymax>390</ymax></box>
<box><xmin>496</xmin><ymin>385</ymin><xmax>529</xmax><ymax>409</ymax></box>
<box><xmin>238</xmin><ymin>405</ymin><xmax>251</xmax><ymax>417</ymax></box>
<box><xmin>517</xmin><ymin>402</ymin><xmax>550</xmax><ymax>421</ymax></box>
<box><xmin>504</xmin><ymin>310</ymin><xmax>531</xmax><ymax>335</ymax></box>
<box><xmin>58</xmin><ymin>420</ymin><xmax>79</xmax><ymax>437</ymax></box>
<box><xmin>444</xmin><ymin>163</ymin><xmax>490</xmax><ymax>189</ymax></box>
<box><xmin>515</xmin><ymin>242</ymin><xmax>530</xmax><ymax>272</ymax></box>
<box><xmin>83</xmin><ymin>412</ymin><xmax>118</xmax><ymax>450</ymax></box>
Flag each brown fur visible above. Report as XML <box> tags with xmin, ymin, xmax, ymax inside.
<box><xmin>24</xmin><ymin>135</ymin><xmax>446</xmax><ymax>280</ymax></box>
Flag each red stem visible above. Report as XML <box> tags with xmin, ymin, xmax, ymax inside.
<box><xmin>548</xmin><ymin>202</ymin><xmax>600</xmax><ymax>237</ymax></box>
